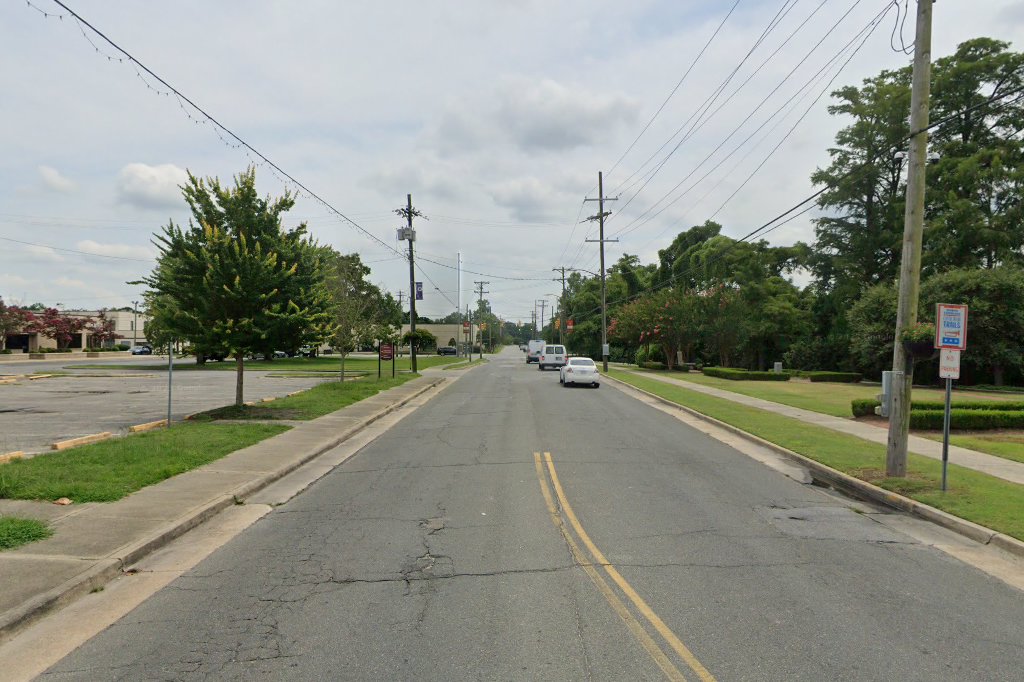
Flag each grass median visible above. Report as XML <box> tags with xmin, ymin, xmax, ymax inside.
<box><xmin>0</xmin><ymin>422</ymin><xmax>288</xmax><ymax>503</ymax></box>
<box><xmin>193</xmin><ymin>374</ymin><xmax>418</xmax><ymax>421</ymax></box>
<box><xmin>610</xmin><ymin>369</ymin><xmax>1024</xmax><ymax>541</ymax></box>
<box><xmin>632</xmin><ymin>368</ymin><xmax>1022</xmax><ymax>418</ymax></box>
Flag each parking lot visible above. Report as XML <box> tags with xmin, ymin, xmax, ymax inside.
<box><xmin>0</xmin><ymin>367</ymin><xmax>333</xmax><ymax>454</ymax></box>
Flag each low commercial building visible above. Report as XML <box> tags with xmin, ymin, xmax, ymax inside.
<box><xmin>398</xmin><ymin>323</ymin><xmax>478</xmax><ymax>354</ymax></box>
<box><xmin>2</xmin><ymin>309</ymin><xmax>150</xmax><ymax>353</ymax></box>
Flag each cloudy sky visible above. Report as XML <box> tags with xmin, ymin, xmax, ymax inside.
<box><xmin>3</xmin><ymin>0</ymin><xmax>1023</xmax><ymax>324</ymax></box>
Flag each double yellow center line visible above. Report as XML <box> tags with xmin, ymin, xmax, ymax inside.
<box><xmin>533</xmin><ymin>452</ymin><xmax>715</xmax><ymax>682</ymax></box>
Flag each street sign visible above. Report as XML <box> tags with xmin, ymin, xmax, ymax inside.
<box><xmin>415</xmin><ymin>282</ymin><xmax>423</xmax><ymax>301</ymax></box>
<box><xmin>567</xmin><ymin>319</ymin><xmax>574</xmax><ymax>333</ymax></box>
<box><xmin>462</xmin><ymin>321</ymin><xmax>470</xmax><ymax>331</ymax></box>
<box><xmin>935</xmin><ymin>303</ymin><xmax>968</xmax><ymax>350</ymax></box>
<box><xmin>939</xmin><ymin>349</ymin><xmax>960</xmax><ymax>379</ymax></box>
<box><xmin>379</xmin><ymin>343</ymin><xmax>394</xmax><ymax>361</ymax></box>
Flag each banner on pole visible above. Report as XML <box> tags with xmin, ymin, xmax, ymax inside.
<box><xmin>415</xmin><ymin>282</ymin><xmax>423</xmax><ymax>300</ymax></box>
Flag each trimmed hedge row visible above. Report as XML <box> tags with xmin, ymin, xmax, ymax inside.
<box><xmin>911</xmin><ymin>409</ymin><xmax>1024</xmax><ymax>430</ymax></box>
<box><xmin>702</xmin><ymin>367</ymin><xmax>791</xmax><ymax>381</ymax></box>
<box><xmin>641</xmin><ymin>361</ymin><xmax>665</xmax><ymax>370</ymax></box>
<box><xmin>852</xmin><ymin>398</ymin><xmax>1024</xmax><ymax>418</ymax></box>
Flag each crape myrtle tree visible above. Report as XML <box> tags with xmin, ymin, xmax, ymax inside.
<box><xmin>85</xmin><ymin>309</ymin><xmax>118</xmax><ymax>349</ymax></box>
<box><xmin>140</xmin><ymin>168</ymin><xmax>332</xmax><ymax>406</ymax></box>
<box><xmin>27</xmin><ymin>308</ymin><xmax>85</xmax><ymax>349</ymax></box>
<box><xmin>0</xmin><ymin>298</ymin><xmax>31</xmax><ymax>351</ymax></box>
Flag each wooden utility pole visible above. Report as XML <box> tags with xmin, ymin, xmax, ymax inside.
<box><xmin>586</xmin><ymin>171</ymin><xmax>618</xmax><ymax>372</ymax></box>
<box><xmin>886</xmin><ymin>0</ymin><xmax>933</xmax><ymax>477</ymax></box>
<box><xmin>553</xmin><ymin>267</ymin><xmax>567</xmax><ymax>345</ymax></box>
<box><xmin>474</xmin><ymin>281</ymin><xmax>489</xmax><ymax>359</ymax></box>
<box><xmin>536</xmin><ymin>299</ymin><xmax>548</xmax><ymax>341</ymax></box>
<box><xmin>395</xmin><ymin>195</ymin><xmax>422</xmax><ymax>372</ymax></box>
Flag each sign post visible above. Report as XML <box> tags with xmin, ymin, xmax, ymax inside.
<box><xmin>379</xmin><ymin>343</ymin><xmax>395</xmax><ymax>379</ymax></box>
<box><xmin>935</xmin><ymin>304</ymin><xmax>968</xmax><ymax>492</ymax></box>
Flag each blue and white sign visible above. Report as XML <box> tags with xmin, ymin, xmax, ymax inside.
<box><xmin>935</xmin><ymin>303</ymin><xmax>968</xmax><ymax>350</ymax></box>
<box><xmin>415</xmin><ymin>282</ymin><xmax>423</xmax><ymax>301</ymax></box>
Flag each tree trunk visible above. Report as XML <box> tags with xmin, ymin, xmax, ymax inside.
<box><xmin>340</xmin><ymin>352</ymin><xmax>346</xmax><ymax>382</ymax></box>
<box><xmin>994</xmin><ymin>364</ymin><xmax>1005</xmax><ymax>387</ymax></box>
<box><xmin>235</xmin><ymin>353</ymin><xmax>245</xmax><ymax>406</ymax></box>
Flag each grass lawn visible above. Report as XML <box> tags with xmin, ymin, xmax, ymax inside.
<box><xmin>0</xmin><ymin>422</ymin><xmax>288</xmax><ymax>502</ymax></box>
<box><xmin>919</xmin><ymin>433</ymin><xmax>1024</xmax><ymax>465</ymax></box>
<box><xmin>0</xmin><ymin>517</ymin><xmax>52</xmax><ymax>550</ymax></box>
<box><xmin>610</xmin><ymin>370</ymin><xmax>1024</xmax><ymax>540</ymax></box>
<box><xmin>69</xmin><ymin>355</ymin><xmax>462</xmax><ymax>373</ymax></box>
<box><xmin>194</xmin><ymin>374</ymin><xmax>418</xmax><ymax>421</ymax></box>
<box><xmin>632</xmin><ymin>369</ymin><xmax>1022</xmax><ymax>418</ymax></box>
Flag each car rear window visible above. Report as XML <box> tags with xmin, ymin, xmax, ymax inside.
<box><xmin>569</xmin><ymin>358</ymin><xmax>595</xmax><ymax>366</ymax></box>
<box><xmin>545</xmin><ymin>346</ymin><xmax>565</xmax><ymax>354</ymax></box>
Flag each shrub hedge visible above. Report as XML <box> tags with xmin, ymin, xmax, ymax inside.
<box><xmin>851</xmin><ymin>399</ymin><xmax>880</xmax><ymax>417</ymax></box>
<box><xmin>702</xmin><ymin>367</ymin><xmax>791</xmax><ymax>381</ymax></box>
<box><xmin>641</xmin><ymin>361</ymin><xmax>665</xmax><ymax>370</ymax></box>
<box><xmin>911</xmin><ymin>409</ymin><xmax>1024</xmax><ymax>430</ymax></box>
<box><xmin>851</xmin><ymin>398</ymin><xmax>1024</xmax><ymax>418</ymax></box>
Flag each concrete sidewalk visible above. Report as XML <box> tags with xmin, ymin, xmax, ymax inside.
<box><xmin>620</xmin><ymin>369</ymin><xmax>1024</xmax><ymax>486</ymax></box>
<box><xmin>0</xmin><ymin>372</ymin><xmax>449</xmax><ymax>640</ymax></box>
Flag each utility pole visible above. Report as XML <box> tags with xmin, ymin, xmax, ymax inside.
<box><xmin>395</xmin><ymin>195</ymin><xmax>423</xmax><ymax>372</ymax></box>
<box><xmin>536</xmin><ymin>299</ymin><xmax>548</xmax><ymax>341</ymax></box>
<box><xmin>131</xmin><ymin>299</ymin><xmax>139</xmax><ymax>348</ymax></box>
<box><xmin>457</xmin><ymin>251</ymin><xmax>462</xmax><ymax>357</ymax></box>
<box><xmin>586</xmin><ymin>171</ymin><xmax>618</xmax><ymax>372</ymax></box>
<box><xmin>886</xmin><ymin>0</ymin><xmax>934</xmax><ymax>478</ymax></box>
<box><xmin>553</xmin><ymin>267</ymin><xmax>567</xmax><ymax>345</ymax></box>
<box><xmin>474</xmin><ymin>281</ymin><xmax>489</xmax><ymax>360</ymax></box>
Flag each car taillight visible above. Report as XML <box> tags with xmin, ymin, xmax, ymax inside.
<box><xmin>541</xmin><ymin>356</ymin><xmax>545</xmax><ymax>361</ymax></box>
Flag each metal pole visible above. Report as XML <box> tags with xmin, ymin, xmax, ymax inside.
<box><xmin>886</xmin><ymin>0</ymin><xmax>933</xmax><ymax>478</ymax></box>
<box><xmin>166</xmin><ymin>340</ymin><xmax>173</xmax><ymax>429</ymax></box>
<box><xmin>942</xmin><ymin>377</ymin><xmax>951</xmax><ymax>491</ymax></box>
<box><xmin>132</xmin><ymin>300</ymin><xmax>138</xmax><ymax>348</ymax></box>
<box><xmin>457</xmin><ymin>251</ymin><xmax>462</xmax><ymax>358</ymax></box>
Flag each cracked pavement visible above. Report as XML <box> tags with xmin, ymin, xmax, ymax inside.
<box><xmin>39</xmin><ymin>348</ymin><xmax>1024</xmax><ymax>680</ymax></box>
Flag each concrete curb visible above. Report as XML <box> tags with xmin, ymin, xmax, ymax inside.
<box><xmin>0</xmin><ymin>376</ymin><xmax>446</xmax><ymax>640</ymax></box>
<box><xmin>605</xmin><ymin>374</ymin><xmax>1024</xmax><ymax>560</ymax></box>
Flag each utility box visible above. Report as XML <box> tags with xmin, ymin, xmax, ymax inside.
<box><xmin>396</xmin><ymin>227</ymin><xmax>416</xmax><ymax>241</ymax></box>
<box><xmin>877</xmin><ymin>370</ymin><xmax>894</xmax><ymax>418</ymax></box>
<box><xmin>773</xmin><ymin>362</ymin><xmax>783</xmax><ymax>374</ymax></box>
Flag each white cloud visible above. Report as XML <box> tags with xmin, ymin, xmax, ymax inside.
<box><xmin>116</xmin><ymin>163</ymin><xmax>188</xmax><ymax>210</ymax></box>
<box><xmin>429</xmin><ymin>78</ymin><xmax>640</xmax><ymax>156</ymax></box>
<box><xmin>23</xmin><ymin>244</ymin><xmax>64</xmax><ymax>263</ymax></box>
<box><xmin>75</xmin><ymin>240</ymin><xmax>155</xmax><ymax>260</ymax></box>
<box><xmin>38</xmin><ymin>165</ymin><xmax>76</xmax><ymax>193</ymax></box>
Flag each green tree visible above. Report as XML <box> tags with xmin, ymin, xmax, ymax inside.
<box><xmin>0</xmin><ymin>299</ymin><xmax>30</xmax><ymax>351</ymax></box>
<box><xmin>921</xmin><ymin>267</ymin><xmax>1024</xmax><ymax>385</ymax></box>
<box><xmin>926</xmin><ymin>38</ymin><xmax>1024</xmax><ymax>271</ymax></box>
<box><xmin>141</xmin><ymin>168</ymin><xmax>331</xmax><ymax>405</ymax></box>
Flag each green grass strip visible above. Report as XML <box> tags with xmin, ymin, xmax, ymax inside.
<box><xmin>610</xmin><ymin>370</ymin><xmax>1024</xmax><ymax>540</ymax></box>
<box><xmin>0</xmin><ymin>422</ymin><xmax>288</xmax><ymax>502</ymax></box>
<box><xmin>0</xmin><ymin>517</ymin><xmax>53</xmax><ymax>550</ymax></box>
<box><xmin>195</xmin><ymin>374</ymin><xmax>418</xmax><ymax>421</ymax></box>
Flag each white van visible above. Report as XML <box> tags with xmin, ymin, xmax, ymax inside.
<box><xmin>538</xmin><ymin>344</ymin><xmax>567</xmax><ymax>371</ymax></box>
<box><xmin>526</xmin><ymin>339</ymin><xmax>546</xmax><ymax>363</ymax></box>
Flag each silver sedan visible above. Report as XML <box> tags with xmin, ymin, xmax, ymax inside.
<box><xmin>559</xmin><ymin>357</ymin><xmax>600</xmax><ymax>388</ymax></box>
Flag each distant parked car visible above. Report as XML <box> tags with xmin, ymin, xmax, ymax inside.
<box><xmin>130</xmin><ymin>345</ymin><xmax>152</xmax><ymax>355</ymax></box>
<box><xmin>560</xmin><ymin>357</ymin><xmax>600</xmax><ymax>387</ymax></box>
<box><xmin>437</xmin><ymin>346</ymin><xmax>457</xmax><ymax>356</ymax></box>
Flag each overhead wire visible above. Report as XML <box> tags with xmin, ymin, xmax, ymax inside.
<box><xmin>609</xmin><ymin>0</ymin><xmax>879</xmax><ymax>241</ymax></box>
<box><xmin>604</xmin><ymin>0</ymin><xmax>743</xmax><ymax>180</ymax></box>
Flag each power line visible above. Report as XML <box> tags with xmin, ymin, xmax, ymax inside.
<box><xmin>605</xmin><ymin>0</ymin><xmax>742</xmax><ymax>179</ymax></box>
<box><xmin>0</xmin><ymin>235</ymin><xmax>153</xmax><ymax>262</ymax></box>
<box><xmin>610</xmin><ymin>0</ymin><xmax>882</xmax><ymax>241</ymax></box>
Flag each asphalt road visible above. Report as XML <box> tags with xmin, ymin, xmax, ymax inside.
<box><xmin>39</xmin><ymin>347</ymin><xmax>1024</xmax><ymax>680</ymax></box>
